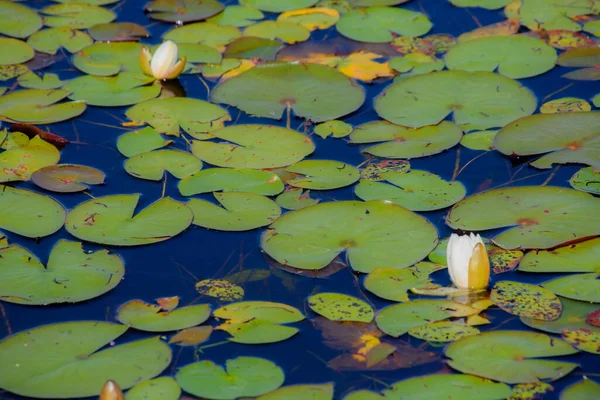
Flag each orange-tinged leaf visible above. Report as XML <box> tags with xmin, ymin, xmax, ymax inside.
<box><xmin>221</xmin><ymin>58</ymin><xmax>257</xmax><ymax>80</ymax></box>
<box><xmin>365</xmin><ymin>342</ymin><xmax>396</xmax><ymax>367</ymax></box>
<box><xmin>545</xmin><ymin>30</ymin><xmax>596</xmax><ymax>50</ymax></box>
<box><xmin>278</xmin><ymin>7</ymin><xmax>339</xmax><ymax>31</ymax></box>
<box><xmin>168</xmin><ymin>326</ymin><xmax>213</xmax><ymax>346</ymax></box>
<box><xmin>458</xmin><ymin>19</ymin><xmax>520</xmax><ymax>42</ymax></box>
<box><xmin>156</xmin><ymin>296</ymin><xmax>179</xmax><ymax>312</ymax></box>
<box><xmin>336</xmin><ymin>52</ymin><xmax>393</xmax><ymax>82</ymax></box>
<box><xmin>278</xmin><ymin>52</ymin><xmax>342</xmax><ymax>68</ymax></box>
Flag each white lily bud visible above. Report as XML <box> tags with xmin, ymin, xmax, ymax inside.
<box><xmin>99</xmin><ymin>380</ymin><xmax>124</xmax><ymax>400</ymax></box>
<box><xmin>140</xmin><ymin>40</ymin><xmax>186</xmax><ymax>81</ymax></box>
<box><xmin>446</xmin><ymin>233</ymin><xmax>490</xmax><ymax>290</ymax></box>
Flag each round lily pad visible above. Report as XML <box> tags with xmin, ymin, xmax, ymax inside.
<box><xmin>211</xmin><ymin>62</ymin><xmax>365</xmax><ymax>122</ymax></box>
<box><xmin>117</xmin><ymin>299</ymin><xmax>210</xmax><ymax>332</ymax></box>
<box><xmin>187</xmin><ymin>192</ymin><xmax>281</xmax><ymax>231</ymax></box>
<box><xmin>27</xmin><ymin>27</ymin><xmax>92</xmax><ymax>55</ymax></box>
<box><xmin>521</xmin><ymin>297</ymin><xmax>600</xmax><ymax>334</ymax></box>
<box><xmin>491</xmin><ymin>281</ymin><xmax>562</xmax><ymax>320</ymax></box>
<box><xmin>0</xmin><ymin>0</ymin><xmax>42</xmax><ymax>39</ymax></box>
<box><xmin>191</xmin><ymin>125</ymin><xmax>314</xmax><ymax>169</ymax></box>
<box><xmin>460</xmin><ymin>130</ymin><xmax>497</xmax><ymax>150</ymax></box>
<box><xmin>561</xmin><ymin>378</ymin><xmax>600</xmax><ymax>400</ymax></box>
<box><xmin>0</xmin><ymin>321</ymin><xmax>171</xmax><ymax>398</ymax></box>
<box><xmin>446</xmin><ymin>186</ymin><xmax>600</xmax><ymax>249</ymax></box>
<box><xmin>0</xmin><ymin>39</ymin><xmax>34</xmax><ymax>66</ymax></box>
<box><xmin>275</xmin><ymin>188</ymin><xmax>319</xmax><ymax>210</ymax></box>
<box><xmin>375</xmin><ymin>70</ymin><xmax>536</xmax><ymax>130</ymax></box>
<box><xmin>208</xmin><ymin>5</ymin><xmax>265</xmax><ymax>27</ymax></box>
<box><xmin>570</xmin><ymin>167</ymin><xmax>600</xmax><ymax>195</ymax></box>
<box><xmin>284</xmin><ymin>160</ymin><xmax>360</xmax><ymax>190</ymax></box>
<box><xmin>224</xmin><ymin>36</ymin><xmax>283</xmax><ymax>60</ymax></box>
<box><xmin>0</xmin><ymin>185</ymin><xmax>65</xmax><ymax>238</ymax></box>
<box><xmin>18</xmin><ymin>71</ymin><xmax>64</xmax><ymax>90</ymax></box>
<box><xmin>519</xmin><ymin>237</ymin><xmax>600</xmax><ymax>273</ymax></box>
<box><xmin>408</xmin><ymin>321</ymin><xmax>480</xmax><ymax>342</ymax></box>
<box><xmin>41</xmin><ymin>3</ymin><xmax>116</xmax><ymax>29</ymax></box>
<box><xmin>240</xmin><ymin>0</ymin><xmax>318</xmax><ymax>12</ymax></box>
<box><xmin>364</xmin><ymin>262</ymin><xmax>446</xmax><ymax>302</ymax></box>
<box><xmin>495</xmin><ymin>112</ymin><xmax>600</xmax><ymax>171</ymax></box>
<box><xmin>126</xmin><ymin>377</ymin><xmax>181</xmax><ymax>400</ymax></box>
<box><xmin>63</xmin><ymin>73</ymin><xmax>160</xmax><ymax>107</ymax></box>
<box><xmin>542</xmin><ymin>273</ymin><xmax>600</xmax><ymax>303</ymax></box>
<box><xmin>117</xmin><ymin>127</ymin><xmax>172</xmax><ymax>157</ymax></box>
<box><xmin>125</xmin><ymin>150</ymin><xmax>203</xmax><ymax>181</ymax></box>
<box><xmin>0</xmin><ymin>240</ymin><xmax>123</xmax><ymax>305</ymax></box>
<box><xmin>541</xmin><ymin>97</ymin><xmax>592</xmax><ymax>114</ymax></box>
<box><xmin>163</xmin><ymin>22</ymin><xmax>241</xmax><ymax>48</ymax></box>
<box><xmin>445</xmin><ymin>330</ymin><xmax>579</xmax><ymax>384</ymax></box>
<box><xmin>0</xmin><ymin>135</ymin><xmax>60</xmax><ymax>183</ymax></box>
<box><xmin>145</xmin><ymin>0</ymin><xmax>224</xmax><ymax>23</ymax></box>
<box><xmin>350</xmin><ymin>120</ymin><xmax>463</xmax><ymax>159</ymax></box>
<box><xmin>445</xmin><ymin>35</ymin><xmax>557</xmax><ymax>79</ymax></box>
<box><xmin>31</xmin><ymin>164</ymin><xmax>105</xmax><ymax>192</ymax></box>
<box><xmin>72</xmin><ymin>42</ymin><xmax>142</xmax><ymax>76</ymax></box>
<box><xmin>308</xmin><ymin>293</ymin><xmax>374</xmax><ymax>322</ymax></box>
<box><xmin>355</xmin><ymin>169</ymin><xmax>466</xmax><ymax>211</ymax></box>
<box><xmin>336</xmin><ymin>7</ymin><xmax>432</xmax><ymax>43</ymax></box>
<box><xmin>88</xmin><ymin>22</ymin><xmax>149</xmax><ymax>41</ymax></box>
<box><xmin>257</xmin><ymin>383</ymin><xmax>334</xmax><ymax>400</ymax></box>
<box><xmin>65</xmin><ymin>194</ymin><xmax>193</xmax><ymax>246</ymax></box>
<box><xmin>314</xmin><ymin>120</ymin><xmax>352</xmax><ymax>139</ymax></box>
<box><xmin>0</xmin><ymin>89</ymin><xmax>86</xmax><ymax>124</ymax></box>
<box><xmin>262</xmin><ymin>200</ymin><xmax>438</xmax><ymax>273</ymax></box>
<box><xmin>379</xmin><ymin>374</ymin><xmax>511</xmax><ymax>399</ymax></box>
<box><xmin>176</xmin><ymin>357</ymin><xmax>285</xmax><ymax>400</ymax></box>
<box><xmin>125</xmin><ymin>97</ymin><xmax>231</xmax><ymax>138</ymax></box>
<box><xmin>244</xmin><ymin>20</ymin><xmax>310</xmax><ymax>44</ymax></box>
<box><xmin>179</xmin><ymin>168</ymin><xmax>284</xmax><ymax>196</ymax></box>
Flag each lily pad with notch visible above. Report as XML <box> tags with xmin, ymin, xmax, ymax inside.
<box><xmin>208</xmin><ymin>5</ymin><xmax>265</xmax><ymax>27</ymax></box>
<box><xmin>41</xmin><ymin>3</ymin><xmax>116</xmax><ymax>29</ymax></box>
<box><xmin>224</xmin><ymin>37</ymin><xmax>284</xmax><ymax>60</ymax></box>
<box><xmin>240</xmin><ymin>0</ymin><xmax>319</xmax><ymax>12</ymax></box>
<box><xmin>244</xmin><ymin>21</ymin><xmax>310</xmax><ymax>44</ymax></box>
<box><xmin>117</xmin><ymin>127</ymin><xmax>172</xmax><ymax>157</ymax></box>
<box><xmin>145</xmin><ymin>0</ymin><xmax>224</xmax><ymax>23</ymax></box>
<box><xmin>126</xmin><ymin>377</ymin><xmax>181</xmax><ymax>400</ymax></box>
<box><xmin>27</xmin><ymin>27</ymin><xmax>92</xmax><ymax>55</ymax></box>
<box><xmin>275</xmin><ymin>188</ymin><xmax>319</xmax><ymax>210</ymax></box>
<box><xmin>519</xmin><ymin>237</ymin><xmax>600</xmax><ymax>273</ymax></box>
<box><xmin>18</xmin><ymin>71</ymin><xmax>64</xmax><ymax>90</ymax></box>
<box><xmin>0</xmin><ymin>89</ymin><xmax>85</xmax><ymax>124</ymax></box>
<box><xmin>31</xmin><ymin>164</ymin><xmax>105</xmax><ymax>193</ymax></box>
<box><xmin>364</xmin><ymin>262</ymin><xmax>446</xmax><ymax>302</ymax></box>
<box><xmin>542</xmin><ymin>273</ymin><xmax>600</xmax><ymax>303</ymax></box>
<box><xmin>284</xmin><ymin>160</ymin><xmax>360</xmax><ymax>190</ymax></box>
<box><xmin>88</xmin><ymin>22</ymin><xmax>149</xmax><ymax>41</ymax></box>
<box><xmin>507</xmin><ymin>0</ymin><xmax>598</xmax><ymax>32</ymax></box>
<box><xmin>570</xmin><ymin>167</ymin><xmax>600</xmax><ymax>195</ymax></box>
<box><xmin>179</xmin><ymin>168</ymin><xmax>284</xmax><ymax>196</ymax></box>
<box><xmin>0</xmin><ymin>0</ymin><xmax>42</xmax><ymax>39</ymax></box>
<box><xmin>0</xmin><ymin>135</ymin><xmax>60</xmax><ymax>183</ymax></box>
<box><xmin>124</xmin><ymin>150</ymin><xmax>203</xmax><ymax>181</ymax></box>
<box><xmin>116</xmin><ymin>299</ymin><xmax>211</xmax><ymax>332</ymax></box>
<box><xmin>164</xmin><ymin>22</ymin><xmax>241</xmax><ymax>48</ymax></box>
<box><xmin>72</xmin><ymin>42</ymin><xmax>143</xmax><ymax>76</ymax></box>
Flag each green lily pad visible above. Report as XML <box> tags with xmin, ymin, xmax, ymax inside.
<box><xmin>495</xmin><ymin>112</ymin><xmax>600</xmax><ymax>170</ymax></box>
<box><xmin>208</xmin><ymin>5</ymin><xmax>265</xmax><ymax>27</ymax></box>
<box><xmin>0</xmin><ymin>321</ymin><xmax>171</xmax><ymax>398</ymax></box>
<box><xmin>284</xmin><ymin>160</ymin><xmax>359</xmax><ymax>190</ymax></box>
<box><xmin>308</xmin><ymin>292</ymin><xmax>374</xmax><ymax>322</ymax></box>
<box><xmin>375</xmin><ymin>70</ymin><xmax>536</xmax><ymax>130</ymax></box>
<box><xmin>63</xmin><ymin>73</ymin><xmax>160</xmax><ymax>107</ymax></box>
<box><xmin>191</xmin><ymin>124</ymin><xmax>314</xmax><ymax>169</ymax></box>
<box><xmin>0</xmin><ymin>39</ymin><xmax>34</xmax><ymax>66</ymax></box>
<box><xmin>0</xmin><ymin>89</ymin><xmax>85</xmax><ymax>124</ymax></box>
<box><xmin>244</xmin><ymin>21</ymin><xmax>310</xmax><ymax>44</ymax></box>
<box><xmin>519</xmin><ymin>237</ymin><xmax>600</xmax><ymax>273</ymax></box>
<box><xmin>444</xmin><ymin>35</ymin><xmax>556</xmax><ymax>79</ymax></box>
<box><xmin>88</xmin><ymin>22</ymin><xmax>149</xmax><ymax>41</ymax></box>
<box><xmin>72</xmin><ymin>42</ymin><xmax>142</xmax><ymax>76</ymax></box>
<box><xmin>0</xmin><ymin>185</ymin><xmax>65</xmax><ymax>238</ymax></box>
<box><xmin>125</xmin><ymin>150</ymin><xmax>203</xmax><ymax>181</ymax></box>
<box><xmin>145</xmin><ymin>0</ymin><xmax>223</xmax><ymax>23</ymax></box>
<box><xmin>164</xmin><ymin>22</ymin><xmax>241</xmax><ymax>48</ymax></box>
<box><xmin>570</xmin><ymin>167</ymin><xmax>600</xmax><ymax>195</ymax></box>
<box><xmin>65</xmin><ymin>194</ymin><xmax>193</xmax><ymax>246</ymax></box>
<box><xmin>179</xmin><ymin>168</ymin><xmax>284</xmax><ymax>196</ymax></box>
<box><xmin>336</xmin><ymin>7</ymin><xmax>432</xmax><ymax>43</ymax></box>
<box><xmin>562</xmin><ymin>328</ymin><xmax>600</xmax><ymax>354</ymax></box>
<box><xmin>125</xmin><ymin>97</ymin><xmax>231</xmax><ymax>138</ymax></box>
<box><xmin>460</xmin><ymin>130</ymin><xmax>497</xmax><ymax>151</ymax></box>
<box><xmin>275</xmin><ymin>188</ymin><xmax>319</xmax><ymax>210</ymax></box>
<box><xmin>508</xmin><ymin>0</ymin><xmax>597</xmax><ymax>31</ymax></box>
<box><xmin>117</xmin><ymin>299</ymin><xmax>210</xmax><ymax>332</ymax></box>
<box><xmin>224</xmin><ymin>37</ymin><xmax>284</xmax><ymax>60</ymax></box>
<box><xmin>364</xmin><ymin>262</ymin><xmax>446</xmax><ymax>302</ymax></box>
<box><xmin>126</xmin><ymin>377</ymin><xmax>181</xmax><ymax>400</ymax></box>
<box><xmin>491</xmin><ymin>281</ymin><xmax>562</xmax><ymax>320</ymax></box>
<box><xmin>176</xmin><ymin>357</ymin><xmax>285</xmax><ymax>400</ymax></box>
<box><xmin>449</xmin><ymin>0</ymin><xmax>511</xmax><ymax>9</ymax></box>
<box><xmin>1</xmin><ymin>131</ymin><xmax>29</xmax><ymax>150</ymax></box>
<box><xmin>408</xmin><ymin>321</ymin><xmax>480</xmax><ymax>342</ymax></box>
<box><xmin>117</xmin><ymin>127</ymin><xmax>172</xmax><ymax>157</ymax></box>
<box><xmin>18</xmin><ymin>71</ymin><xmax>64</xmax><ymax>90</ymax></box>
<box><xmin>446</xmin><ymin>186</ymin><xmax>600</xmax><ymax>249</ymax></box>
<box><xmin>521</xmin><ymin>297</ymin><xmax>600</xmax><ymax>334</ymax></box>
<box><xmin>187</xmin><ymin>191</ymin><xmax>281</xmax><ymax>231</ymax></box>
<box><xmin>543</xmin><ymin>273</ymin><xmax>600</xmax><ymax>303</ymax></box>
<box><xmin>211</xmin><ymin>62</ymin><xmax>365</xmax><ymax>122</ymax></box>
<box><xmin>561</xmin><ymin>378</ymin><xmax>600</xmax><ymax>400</ymax></box>
<box><xmin>445</xmin><ymin>330</ymin><xmax>579</xmax><ymax>384</ymax></box>
<box><xmin>31</xmin><ymin>164</ymin><xmax>105</xmax><ymax>193</ymax></box>
<box><xmin>350</xmin><ymin>121</ymin><xmax>463</xmax><ymax>159</ymax></box>
<box><xmin>0</xmin><ymin>0</ymin><xmax>42</xmax><ymax>39</ymax></box>
<box><xmin>240</xmin><ymin>0</ymin><xmax>319</xmax><ymax>12</ymax></box>
<box><xmin>376</xmin><ymin>299</ymin><xmax>477</xmax><ymax>337</ymax></box>
<box><xmin>0</xmin><ymin>240</ymin><xmax>123</xmax><ymax>305</ymax></box>
<box><xmin>41</xmin><ymin>3</ymin><xmax>116</xmax><ymax>29</ymax></box>
<box><xmin>257</xmin><ymin>383</ymin><xmax>334</xmax><ymax>400</ymax></box>
<box><xmin>390</xmin><ymin>53</ymin><xmax>445</xmax><ymax>79</ymax></box>
<box><xmin>27</xmin><ymin>27</ymin><xmax>92</xmax><ymax>55</ymax></box>
<box><xmin>314</xmin><ymin>120</ymin><xmax>352</xmax><ymax>139</ymax></box>
<box><xmin>262</xmin><ymin>200</ymin><xmax>437</xmax><ymax>272</ymax></box>
<box><xmin>355</xmin><ymin>169</ymin><xmax>466</xmax><ymax>211</ymax></box>
<box><xmin>0</xmin><ymin>135</ymin><xmax>60</xmax><ymax>183</ymax></box>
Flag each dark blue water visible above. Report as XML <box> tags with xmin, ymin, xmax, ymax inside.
<box><xmin>1</xmin><ymin>0</ymin><xmax>599</xmax><ymax>399</ymax></box>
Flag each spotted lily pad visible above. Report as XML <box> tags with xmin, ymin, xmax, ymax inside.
<box><xmin>0</xmin><ymin>0</ymin><xmax>43</xmax><ymax>39</ymax></box>
<box><xmin>179</xmin><ymin>168</ymin><xmax>284</xmax><ymax>196</ymax></box>
<box><xmin>27</xmin><ymin>27</ymin><xmax>92</xmax><ymax>55</ymax></box>
<box><xmin>495</xmin><ymin>112</ymin><xmax>600</xmax><ymax>170</ymax></box>
<box><xmin>240</xmin><ymin>0</ymin><xmax>319</xmax><ymax>12</ymax></box>
<box><xmin>364</xmin><ymin>262</ymin><xmax>446</xmax><ymax>302</ymax></box>
<box><xmin>125</xmin><ymin>97</ymin><xmax>231</xmax><ymax>138</ymax></box>
<box><xmin>63</xmin><ymin>73</ymin><xmax>160</xmax><ymax>107</ymax></box>
<box><xmin>72</xmin><ymin>42</ymin><xmax>142</xmax><ymax>76</ymax></box>
<box><xmin>350</xmin><ymin>121</ymin><xmax>463</xmax><ymax>159</ymax></box>
<box><xmin>355</xmin><ymin>169</ymin><xmax>466</xmax><ymax>211</ymax></box>
<box><xmin>541</xmin><ymin>97</ymin><xmax>592</xmax><ymax>114</ymax></box>
<box><xmin>262</xmin><ymin>200</ymin><xmax>437</xmax><ymax>273</ymax></box>
<box><xmin>562</xmin><ymin>328</ymin><xmax>600</xmax><ymax>354</ymax></box>
<box><xmin>543</xmin><ymin>273</ymin><xmax>600</xmax><ymax>303</ymax></box>
<box><xmin>164</xmin><ymin>22</ymin><xmax>241</xmax><ymax>48</ymax></box>
<box><xmin>125</xmin><ymin>150</ymin><xmax>203</xmax><ymax>181</ymax></box>
<box><xmin>445</xmin><ymin>330</ymin><xmax>579</xmax><ymax>384</ymax></box>
<box><xmin>0</xmin><ymin>89</ymin><xmax>86</xmax><ymax>124</ymax></box>
<box><xmin>257</xmin><ymin>383</ymin><xmax>334</xmax><ymax>400</ymax></box>
<box><xmin>196</xmin><ymin>279</ymin><xmax>244</xmax><ymax>301</ymax></box>
<box><xmin>308</xmin><ymin>293</ymin><xmax>374</xmax><ymax>322</ymax></box>
<box><xmin>191</xmin><ymin>125</ymin><xmax>314</xmax><ymax>169</ymax></box>
<box><xmin>65</xmin><ymin>194</ymin><xmax>193</xmax><ymax>246</ymax></box>
<box><xmin>117</xmin><ymin>127</ymin><xmax>172</xmax><ymax>157</ymax></box>
<box><xmin>187</xmin><ymin>192</ymin><xmax>281</xmax><ymax>231</ymax></box>
<box><xmin>0</xmin><ymin>39</ymin><xmax>34</xmax><ymax>66</ymax></box>
<box><xmin>284</xmin><ymin>160</ymin><xmax>359</xmax><ymax>190</ymax></box>
<box><xmin>519</xmin><ymin>237</ymin><xmax>600</xmax><ymax>273</ymax></box>
<box><xmin>446</xmin><ymin>186</ymin><xmax>600</xmax><ymax>249</ymax></box>
<box><xmin>521</xmin><ymin>297</ymin><xmax>600</xmax><ymax>334</ymax></box>
<box><xmin>31</xmin><ymin>164</ymin><xmax>105</xmax><ymax>193</ymax></box>
<box><xmin>41</xmin><ymin>3</ymin><xmax>116</xmax><ymax>29</ymax></box>
<box><xmin>0</xmin><ymin>135</ymin><xmax>60</xmax><ymax>183</ymax></box>
<box><xmin>117</xmin><ymin>299</ymin><xmax>210</xmax><ymax>332</ymax></box>
<box><xmin>126</xmin><ymin>377</ymin><xmax>181</xmax><ymax>400</ymax></box>
<box><xmin>211</xmin><ymin>62</ymin><xmax>365</xmax><ymax>122</ymax></box>
<box><xmin>0</xmin><ymin>185</ymin><xmax>65</xmax><ymax>238</ymax></box>
<box><xmin>491</xmin><ymin>281</ymin><xmax>562</xmax><ymax>320</ymax></box>
<box><xmin>408</xmin><ymin>321</ymin><xmax>480</xmax><ymax>342</ymax></box>
<box><xmin>0</xmin><ymin>321</ymin><xmax>171</xmax><ymax>398</ymax></box>
<box><xmin>145</xmin><ymin>0</ymin><xmax>223</xmax><ymax>23</ymax></box>
<box><xmin>561</xmin><ymin>378</ymin><xmax>600</xmax><ymax>400</ymax></box>
<box><xmin>375</xmin><ymin>70</ymin><xmax>536</xmax><ymax>130</ymax></box>
<box><xmin>275</xmin><ymin>188</ymin><xmax>319</xmax><ymax>210</ymax></box>
<box><xmin>176</xmin><ymin>357</ymin><xmax>285</xmax><ymax>400</ymax></box>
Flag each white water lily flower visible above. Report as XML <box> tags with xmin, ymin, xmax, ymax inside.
<box><xmin>446</xmin><ymin>233</ymin><xmax>490</xmax><ymax>290</ymax></box>
<box><xmin>139</xmin><ymin>40</ymin><xmax>186</xmax><ymax>80</ymax></box>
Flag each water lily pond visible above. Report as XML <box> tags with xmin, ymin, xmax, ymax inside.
<box><xmin>0</xmin><ymin>0</ymin><xmax>599</xmax><ymax>399</ymax></box>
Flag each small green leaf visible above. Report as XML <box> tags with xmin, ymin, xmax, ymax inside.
<box><xmin>125</xmin><ymin>150</ymin><xmax>203</xmax><ymax>181</ymax></box>
<box><xmin>117</xmin><ymin>299</ymin><xmax>210</xmax><ymax>332</ymax></box>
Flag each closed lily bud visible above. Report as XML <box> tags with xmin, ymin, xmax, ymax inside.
<box><xmin>446</xmin><ymin>233</ymin><xmax>490</xmax><ymax>290</ymax></box>
<box><xmin>139</xmin><ymin>40</ymin><xmax>186</xmax><ymax>80</ymax></box>
<box><xmin>99</xmin><ymin>380</ymin><xmax>124</xmax><ymax>400</ymax></box>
